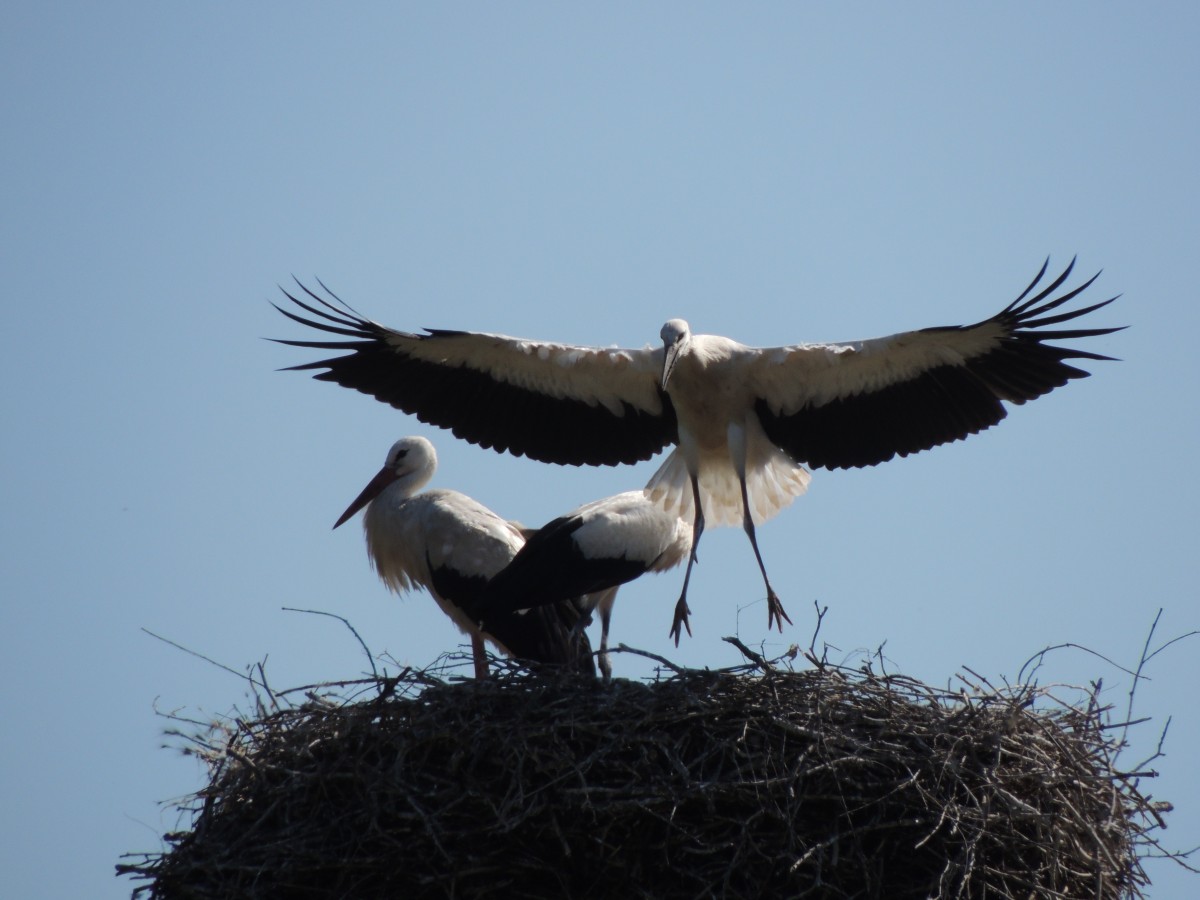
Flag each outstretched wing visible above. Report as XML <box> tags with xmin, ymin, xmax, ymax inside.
<box><xmin>750</xmin><ymin>258</ymin><xmax>1123</xmax><ymax>470</ymax></box>
<box><xmin>273</xmin><ymin>282</ymin><xmax>677</xmax><ymax>466</ymax></box>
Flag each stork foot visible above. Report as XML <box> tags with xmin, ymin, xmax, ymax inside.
<box><xmin>766</xmin><ymin>590</ymin><xmax>793</xmax><ymax>633</ymax></box>
<box><xmin>669</xmin><ymin>594</ymin><xmax>693</xmax><ymax>646</ymax></box>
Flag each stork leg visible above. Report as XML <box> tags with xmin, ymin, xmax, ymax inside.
<box><xmin>739</xmin><ymin>476</ymin><xmax>791</xmax><ymax>633</ymax></box>
<box><xmin>669</xmin><ymin>474</ymin><xmax>705</xmax><ymax>646</ymax></box>
<box><xmin>574</xmin><ymin>588</ymin><xmax>616</xmax><ymax>680</ymax></box>
<box><xmin>470</xmin><ymin>633</ymin><xmax>489</xmax><ymax>680</ymax></box>
<box><xmin>598</xmin><ymin>599</ymin><xmax>613</xmax><ymax>682</ymax></box>
<box><xmin>564</xmin><ymin>599</ymin><xmax>598</xmax><ymax>675</ymax></box>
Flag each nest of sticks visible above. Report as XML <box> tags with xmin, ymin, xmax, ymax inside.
<box><xmin>120</xmin><ymin>646</ymin><xmax>1174</xmax><ymax>899</ymax></box>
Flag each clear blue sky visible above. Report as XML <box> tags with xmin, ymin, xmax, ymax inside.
<box><xmin>3</xmin><ymin>4</ymin><xmax>1197</xmax><ymax>896</ymax></box>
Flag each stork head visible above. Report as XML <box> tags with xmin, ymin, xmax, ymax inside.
<box><xmin>659</xmin><ymin>318</ymin><xmax>691</xmax><ymax>389</ymax></box>
<box><xmin>333</xmin><ymin>436</ymin><xmax>438</xmax><ymax>529</ymax></box>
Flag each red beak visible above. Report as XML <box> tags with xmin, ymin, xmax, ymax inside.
<box><xmin>333</xmin><ymin>466</ymin><xmax>397</xmax><ymax>529</ymax></box>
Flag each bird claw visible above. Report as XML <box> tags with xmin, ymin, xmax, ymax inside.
<box><xmin>766</xmin><ymin>590</ymin><xmax>792</xmax><ymax>633</ymax></box>
<box><xmin>669</xmin><ymin>596</ymin><xmax>693</xmax><ymax>646</ymax></box>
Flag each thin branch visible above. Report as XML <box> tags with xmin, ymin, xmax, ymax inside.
<box><xmin>1144</xmin><ymin>628</ymin><xmax>1200</xmax><ymax>666</ymax></box>
<box><xmin>808</xmin><ymin>600</ymin><xmax>828</xmax><ymax>656</ymax></box>
<box><xmin>1017</xmin><ymin>641</ymin><xmax>1139</xmax><ymax>686</ymax></box>
<box><xmin>722</xmin><ymin>636</ymin><xmax>772</xmax><ymax>673</ymax></box>
<box><xmin>610</xmin><ymin>643</ymin><xmax>688</xmax><ymax>674</ymax></box>
<box><xmin>141</xmin><ymin>628</ymin><xmax>268</xmax><ymax>690</ymax></box>
<box><xmin>1121</xmin><ymin>609</ymin><xmax>1163</xmax><ymax>751</ymax></box>
<box><xmin>281</xmin><ymin>607</ymin><xmax>378</xmax><ymax>679</ymax></box>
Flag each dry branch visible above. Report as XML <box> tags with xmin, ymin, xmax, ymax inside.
<box><xmin>119</xmin><ymin>655</ymin><xmax>1174</xmax><ymax>899</ymax></box>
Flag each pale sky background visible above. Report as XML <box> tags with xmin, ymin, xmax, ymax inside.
<box><xmin>3</xmin><ymin>4</ymin><xmax>1198</xmax><ymax>897</ymax></box>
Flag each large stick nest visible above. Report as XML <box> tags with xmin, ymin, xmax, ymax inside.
<box><xmin>121</xmin><ymin>651</ymin><xmax>1172</xmax><ymax>899</ymax></box>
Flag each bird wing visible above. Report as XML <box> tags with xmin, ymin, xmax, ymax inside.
<box><xmin>479</xmin><ymin>492</ymin><xmax>688</xmax><ymax>617</ymax></box>
<box><xmin>747</xmin><ymin>258</ymin><xmax>1123</xmax><ymax>470</ymax></box>
<box><xmin>274</xmin><ymin>282</ymin><xmax>677</xmax><ymax>466</ymax></box>
<box><xmin>427</xmin><ymin>562</ymin><xmax>596</xmax><ymax>674</ymax></box>
<box><xmin>410</xmin><ymin>493</ymin><xmax>594</xmax><ymax>673</ymax></box>
<box><xmin>481</xmin><ymin>511</ymin><xmax>651</xmax><ymax>617</ymax></box>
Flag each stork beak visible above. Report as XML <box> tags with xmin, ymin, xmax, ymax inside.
<box><xmin>333</xmin><ymin>466</ymin><xmax>397</xmax><ymax>529</ymax></box>
<box><xmin>661</xmin><ymin>339</ymin><xmax>682</xmax><ymax>389</ymax></box>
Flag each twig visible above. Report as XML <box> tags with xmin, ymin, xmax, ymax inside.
<box><xmin>808</xmin><ymin>600</ymin><xmax>828</xmax><ymax>656</ymax></box>
<box><xmin>1121</xmin><ymin>610</ymin><xmax>1163</xmax><ymax>751</ymax></box>
<box><xmin>722</xmin><ymin>636</ymin><xmax>772</xmax><ymax>673</ymax></box>
<box><xmin>281</xmin><ymin>607</ymin><xmax>378</xmax><ymax>679</ymax></box>
<box><xmin>610</xmin><ymin>643</ymin><xmax>688</xmax><ymax>674</ymax></box>
<box><xmin>1144</xmin><ymin>628</ymin><xmax>1200</xmax><ymax>665</ymax></box>
<box><xmin>1127</xmin><ymin>716</ymin><xmax>1173</xmax><ymax>777</ymax></box>
<box><xmin>1017</xmin><ymin>641</ymin><xmax>1139</xmax><ymax>686</ymax></box>
<box><xmin>141</xmin><ymin>628</ymin><xmax>269</xmax><ymax>690</ymax></box>
<box><xmin>121</xmin><ymin>656</ymin><xmax>1174</xmax><ymax>897</ymax></box>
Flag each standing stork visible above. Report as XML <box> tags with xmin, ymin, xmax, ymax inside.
<box><xmin>475</xmin><ymin>491</ymin><xmax>691</xmax><ymax>678</ymax></box>
<box><xmin>332</xmin><ymin>435</ymin><xmax>595</xmax><ymax>677</ymax></box>
<box><xmin>276</xmin><ymin>258</ymin><xmax>1121</xmax><ymax>643</ymax></box>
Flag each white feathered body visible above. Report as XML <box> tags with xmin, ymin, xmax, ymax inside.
<box><xmin>567</xmin><ymin>490</ymin><xmax>692</xmax><ymax>571</ymax></box>
<box><xmin>364</xmin><ymin>485</ymin><xmax>524</xmax><ymax>638</ymax></box>
<box><xmin>646</xmin><ymin>335</ymin><xmax>812</xmax><ymax>527</ymax></box>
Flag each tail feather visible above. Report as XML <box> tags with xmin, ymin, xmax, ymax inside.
<box><xmin>644</xmin><ymin>445</ymin><xmax>810</xmax><ymax>527</ymax></box>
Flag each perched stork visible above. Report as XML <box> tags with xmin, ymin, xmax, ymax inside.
<box><xmin>276</xmin><ymin>259</ymin><xmax>1121</xmax><ymax>642</ymax></box>
<box><xmin>475</xmin><ymin>491</ymin><xmax>691</xmax><ymax>678</ymax></box>
<box><xmin>332</xmin><ymin>436</ymin><xmax>595</xmax><ymax>677</ymax></box>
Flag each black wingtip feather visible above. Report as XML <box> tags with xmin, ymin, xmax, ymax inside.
<box><xmin>1005</xmin><ymin>257</ymin><xmax>1079</xmax><ymax>318</ymax></box>
<box><xmin>1011</xmin><ymin>270</ymin><xmax>1101</xmax><ymax>322</ymax></box>
<box><xmin>271</xmin><ymin>302</ymin><xmax>370</xmax><ymax>339</ymax></box>
<box><xmin>310</xmin><ymin>276</ymin><xmax>374</xmax><ymax>323</ymax></box>
<box><xmin>1006</xmin><ymin>256</ymin><xmax>1052</xmax><ymax>311</ymax></box>
<box><xmin>1018</xmin><ymin>294</ymin><xmax>1117</xmax><ymax>330</ymax></box>
<box><xmin>271</xmin><ymin>279</ymin><xmax>677</xmax><ymax>467</ymax></box>
<box><xmin>757</xmin><ymin>257</ymin><xmax>1122</xmax><ymax>471</ymax></box>
<box><xmin>279</xmin><ymin>284</ymin><xmax>365</xmax><ymax>330</ymax></box>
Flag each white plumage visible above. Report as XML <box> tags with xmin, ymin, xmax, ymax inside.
<box><xmin>332</xmin><ymin>436</ymin><xmax>593</xmax><ymax>677</ymax></box>
<box><xmin>567</xmin><ymin>492</ymin><xmax>692</xmax><ymax>566</ymax></box>
<box><xmin>481</xmin><ymin>491</ymin><xmax>691</xmax><ymax>678</ymax></box>
<box><xmin>279</xmin><ymin>258</ymin><xmax>1120</xmax><ymax>642</ymax></box>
